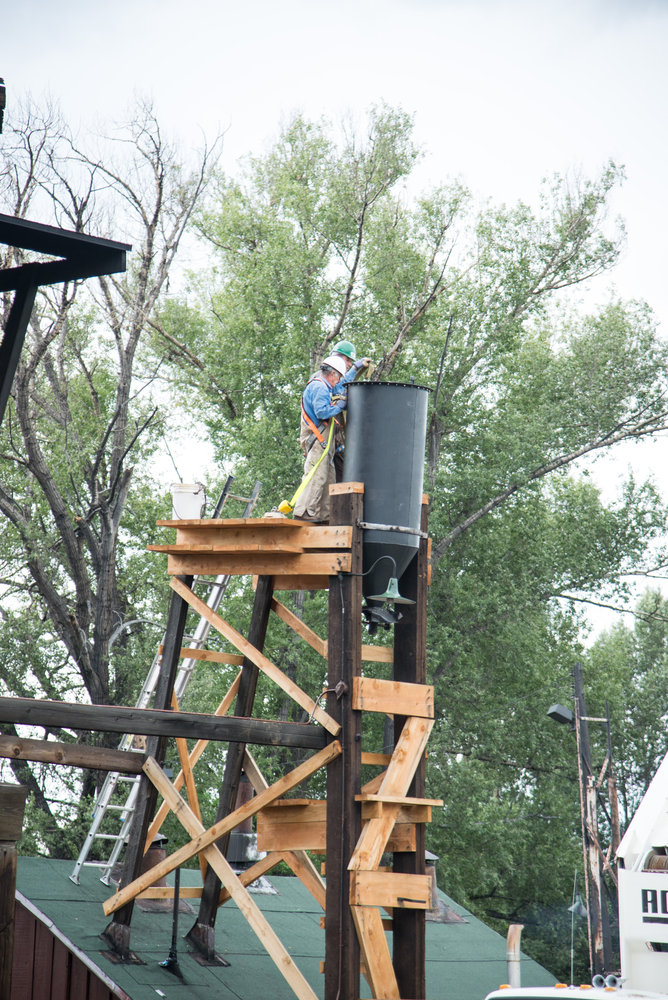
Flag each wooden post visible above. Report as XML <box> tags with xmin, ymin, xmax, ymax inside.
<box><xmin>186</xmin><ymin>573</ymin><xmax>274</xmax><ymax>960</ymax></box>
<box><xmin>103</xmin><ymin>578</ymin><xmax>192</xmax><ymax>957</ymax></box>
<box><xmin>0</xmin><ymin>783</ymin><xmax>28</xmax><ymax>1000</ymax></box>
<box><xmin>392</xmin><ymin>498</ymin><xmax>429</xmax><ymax>999</ymax></box>
<box><xmin>325</xmin><ymin>483</ymin><xmax>364</xmax><ymax>1000</ymax></box>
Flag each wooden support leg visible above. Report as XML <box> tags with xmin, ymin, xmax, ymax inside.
<box><xmin>186</xmin><ymin>574</ymin><xmax>274</xmax><ymax>960</ymax></box>
<box><xmin>102</xmin><ymin>578</ymin><xmax>191</xmax><ymax>957</ymax></box>
<box><xmin>325</xmin><ymin>484</ymin><xmax>363</xmax><ymax>1000</ymax></box>
<box><xmin>0</xmin><ymin>784</ymin><xmax>27</xmax><ymax>1000</ymax></box>
<box><xmin>392</xmin><ymin>500</ymin><xmax>429</xmax><ymax>1000</ymax></box>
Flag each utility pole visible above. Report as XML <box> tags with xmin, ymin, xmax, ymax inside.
<box><xmin>572</xmin><ymin>662</ymin><xmax>615</xmax><ymax>976</ymax></box>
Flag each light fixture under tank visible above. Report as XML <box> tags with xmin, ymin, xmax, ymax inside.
<box><xmin>366</xmin><ymin>556</ymin><xmax>415</xmax><ymax>605</ymax></box>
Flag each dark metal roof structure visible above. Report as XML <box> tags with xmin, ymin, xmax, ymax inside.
<box><xmin>0</xmin><ymin>212</ymin><xmax>130</xmax><ymax>424</ymax></box>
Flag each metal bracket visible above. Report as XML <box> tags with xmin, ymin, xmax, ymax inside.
<box><xmin>357</xmin><ymin>521</ymin><xmax>428</xmax><ymax>539</ymax></box>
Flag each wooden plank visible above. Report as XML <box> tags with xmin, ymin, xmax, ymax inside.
<box><xmin>137</xmin><ymin>886</ymin><xmax>204</xmax><ymax>898</ymax></box>
<box><xmin>166</xmin><ymin>551</ymin><xmax>351</xmax><ymax>577</ymax></box>
<box><xmin>103</xmin><ymin>741</ymin><xmax>341</xmax><ymax>915</ymax></box>
<box><xmin>361</xmin><ymin>644</ymin><xmax>393</xmax><ymax>663</ymax></box>
<box><xmin>145</xmin><ymin>670</ymin><xmax>242</xmax><ymax>846</ymax></box>
<box><xmin>172</xmin><ymin>693</ymin><xmax>206</xmax><ymax>881</ymax></box>
<box><xmin>104</xmin><ymin>579</ymin><xmax>191</xmax><ymax>954</ymax></box>
<box><xmin>217</xmin><ymin>852</ymin><xmax>286</xmax><ymax>905</ymax></box>
<box><xmin>349</xmin><ymin>717</ymin><xmax>434</xmax><ymax>872</ymax></box>
<box><xmin>329</xmin><ymin>481</ymin><xmax>364</xmax><ymax>494</ymax></box>
<box><xmin>157</xmin><ymin>517</ymin><xmax>304</xmax><ymax>528</ymax></box>
<box><xmin>270</xmin><ymin>601</ymin><xmax>391</xmax><ymax>666</ymax></box>
<box><xmin>0</xmin><ymin>783</ymin><xmax>28</xmax><ymax>839</ymax></box>
<box><xmin>361</xmin><ymin>751</ymin><xmax>392</xmax><ymax>766</ymax></box>
<box><xmin>325</xmin><ymin>485</ymin><xmax>363</xmax><ymax>1000</ymax></box>
<box><xmin>393</xmin><ymin>497</ymin><xmax>430</xmax><ymax>1000</ymax></box>
<box><xmin>0</xmin><ymin>696</ymin><xmax>328</xmax><ymax>749</ymax></box>
<box><xmin>160</xmin><ymin>645</ymin><xmax>245</xmax><ymax>665</ymax></box>
<box><xmin>281</xmin><ymin>851</ymin><xmax>327</xmax><ymax>910</ymax></box>
<box><xmin>139</xmin><ymin>758</ymin><xmax>319</xmax><ymax>1000</ymax></box>
<box><xmin>51</xmin><ymin>936</ymin><xmax>71</xmax><ymax>1000</ymax></box>
<box><xmin>0</xmin><ymin>734</ymin><xmax>145</xmax><ymax>774</ymax></box>
<box><xmin>193</xmin><ymin>575</ymin><xmax>274</xmax><ymax>944</ymax></box>
<box><xmin>33</xmin><ymin>918</ymin><xmax>55</xmax><ymax>1000</ymax></box>
<box><xmin>257</xmin><ymin>816</ymin><xmax>415</xmax><ymax>853</ymax></box>
<box><xmin>10</xmin><ymin>901</ymin><xmax>35</xmax><ymax>997</ymax></box>
<box><xmin>356</xmin><ymin>793</ymin><xmax>442</xmax><ymax>808</ymax></box>
<box><xmin>170</xmin><ymin>576</ymin><xmax>340</xmax><ymax>736</ymax></box>
<box><xmin>271</xmin><ymin>575</ymin><xmax>329</xmax><ymax>591</ymax></box>
<box><xmin>260</xmin><ymin>796</ymin><xmax>424</xmax><ymax>826</ymax></box>
<box><xmin>150</xmin><ymin>541</ymin><xmax>306</xmax><ymax>553</ymax></box>
<box><xmin>351</xmin><ymin>905</ymin><xmax>400</xmax><ymax>1000</ymax></box>
<box><xmin>350</xmin><ymin>870</ymin><xmax>431</xmax><ymax>909</ymax></box>
<box><xmin>242</xmin><ymin>749</ymin><xmax>327</xmax><ymax>909</ymax></box>
<box><xmin>376</xmin><ymin>716</ymin><xmax>434</xmax><ymax>797</ymax></box>
<box><xmin>352</xmin><ymin>676</ymin><xmax>434</xmax><ymax>718</ymax></box>
<box><xmin>320</xmin><ymin>914</ymin><xmax>393</xmax><ymax>931</ymax></box>
<box><xmin>271</xmin><ymin>597</ymin><xmax>327</xmax><ymax>657</ymax></box>
<box><xmin>155</xmin><ymin>522</ymin><xmax>352</xmax><ymax>550</ymax></box>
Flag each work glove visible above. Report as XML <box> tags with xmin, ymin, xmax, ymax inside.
<box><xmin>353</xmin><ymin>357</ymin><xmax>372</xmax><ymax>371</ymax></box>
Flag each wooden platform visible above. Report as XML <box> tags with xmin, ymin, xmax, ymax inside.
<box><xmin>149</xmin><ymin>518</ymin><xmax>351</xmax><ymax>589</ymax></box>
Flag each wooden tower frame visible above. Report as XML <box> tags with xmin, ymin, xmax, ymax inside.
<box><xmin>0</xmin><ymin>482</ymin><xmax>435</xmax><ymax>1000</ymax></box>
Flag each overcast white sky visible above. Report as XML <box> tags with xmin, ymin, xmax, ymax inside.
<box><xmin>3</xmin><ymin>0</ymin><xmax>667</xmax><ymax>629</ymax></box>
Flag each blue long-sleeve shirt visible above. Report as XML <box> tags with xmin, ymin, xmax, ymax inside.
<box><xmin>301</xmin><ymin>365</ymin><xmax>359</xmax><ymax>426</ymax></box>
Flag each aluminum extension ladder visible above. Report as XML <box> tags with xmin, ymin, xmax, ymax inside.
<box><xmin>70</xmin><ymin>476</ymin><xmax>261</xmax><ymax>885</ymax></box>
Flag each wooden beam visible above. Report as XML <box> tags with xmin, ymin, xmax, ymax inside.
<box><xmin>350</xmin><ymin>870</ymin><xmax>431</xmax><ymax>910</ymax></box>
<box><xmin>325</xmin><ymin>484</ymin><xmax>363</xmax><ymax>1000</ymax></box>
<box><xmin>103</xmin><ymin>580</ymin><xmax>191</xmax><ymax>957</ymax></box>
<box><xmin>141</xmin><ymin>759</ymin><xmax>319</xmax><ymax>1000</ymax></box>
<box><xmin>270</xmin><ymin>597</ymin><xmax>327</xmax><ymax>657</ymax></box>
<box><xmin>393</xmin><ymin>498</ymin><xmax>430</xmax><ymax>1000</ymax></box>
<box><xmin>271</xmin><ymin>575</ymin><xmax>329</xmax><ymax>592</ymax></box>
<box><xmin>217</xmin><ymin>852</ymin><xmax>286</xmax><ymax>905</ymax></box>
<box><xmin>156</xmin><ymin>520</ymin><xmax>352</xmax><ymax>549</ymax></box>
<box><xmin>351</xmin><ymin>905</ymin><xmax>399</xmax><ymax>1000</ymax></box>
<box><xmin>189</xmin><ymin>574</ymin><xmax>274</xmax><ymax>957</ymax></box>
<box><xmin>352</xmin><ymin>676</ymin><xmax>434</xmax><ymax>718</ymax></box>
<box><xmin>280</xmin><ymin>851</ymin><xmax>327</xmax><ymax>910</ymax></box>
<box><xmin>103</xmin><ymin>742</ymin><xmax>341</xmax><ymax>915</ymax></box>
<box><xmin>170</xmin><ymin>576</ymin><xmax>340</xmax><ymax>736</ymax></box>
<box><xmin>0</xmin><ymin>783</ymin><xmax>27</xmax><ymax>1000</ymax></box>
<box><xmin>348</xmin><ymin>716</ymin><xmax>434</xmax><ymax>873</ymax></box>
<box><xmin>242</xmin><ymin>749</ymin><xmax>328</xmax><ymax>908</ymax></box>
<box><xmin>0</xmin><ymin>734</ymin><xmax>145</xmax><ymax>773</ymax></box>
<box><xmin>145</xmin><ymin>671</ymin><xmax>242</xmax><ymax>846</ymax></box>
<box><xmin>161</xmin><ymin>646</ymin><xmax>245</xmax><ymax>666</ymax></box>
<box><xmin>0</xmin><ymin>696</ymin><xmax>327</xmax><ymax>749</ymax></box>
<box><xmin>165</xmin><ymin>551</ymin><xmax>351</xmax><ymax>577</ymax></box>
<box><xmin>256</xmin><ymin>802</ymin><xmax>416</xmax><ymax>853</ymax></box>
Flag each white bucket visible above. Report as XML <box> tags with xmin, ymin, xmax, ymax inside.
<box><xmin>171</xmin><ymin>482</ymin><xmax>206</xmax><ymax>520</ymax></box>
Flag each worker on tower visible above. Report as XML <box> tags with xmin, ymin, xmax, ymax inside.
<box><xmin>293</xmin><ymin>345</ymin><xmax>371</xmax><ymax>524</ymax></box>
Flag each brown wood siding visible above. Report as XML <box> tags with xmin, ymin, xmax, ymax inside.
<box><xmin>11</xmin><ymin>900</ymin><xmax>119</xmax><ymax>1000</ymax></box>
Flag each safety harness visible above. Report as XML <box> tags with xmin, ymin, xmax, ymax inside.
<box><xmin>300</xmin><ymin>373</ymin><xmax>343</xmax><ymax>452</ymax></box>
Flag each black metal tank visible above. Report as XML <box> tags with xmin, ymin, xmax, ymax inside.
<box><xmin>343</xmin><ymin>380</ymin><xmax>430</xmax><ymax>601</ymax></box>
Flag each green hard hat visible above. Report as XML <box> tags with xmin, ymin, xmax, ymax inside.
<box><xmin>332</xmin><ymin>340</ymin><xmax>356</xmax><ymax>361</ymax></box>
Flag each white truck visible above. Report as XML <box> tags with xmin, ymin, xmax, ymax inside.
<box><xmin>484</xmin><ymin>752</ymin><xmax>668</xmax><ymax>1000</ymax></box>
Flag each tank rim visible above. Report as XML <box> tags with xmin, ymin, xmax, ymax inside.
<box><xmin>350</xmin><ymin>380</ymin><xmax>432</xmax><ymax>392</ymax></box>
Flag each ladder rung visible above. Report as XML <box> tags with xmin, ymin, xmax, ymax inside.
<box><xmin>94</xmin><ymin>833</ymin><xmax>127</xmax><ymax>840</ymax></box>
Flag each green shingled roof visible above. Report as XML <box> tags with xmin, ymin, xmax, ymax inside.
<box><xmin>15</xmin><ymin>858</ymin><xmax>555</xmax><ymax>999</ymax></box>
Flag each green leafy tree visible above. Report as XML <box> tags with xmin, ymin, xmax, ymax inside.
<box><xmin>151</xmin><ymin>107</ymin><xmax>668</xmax><ymax>978</ymax></box>
<box><xmin>0</xmin><ymin>99</ymin><xmax>220</xmax><ymax>850</ymax></box>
